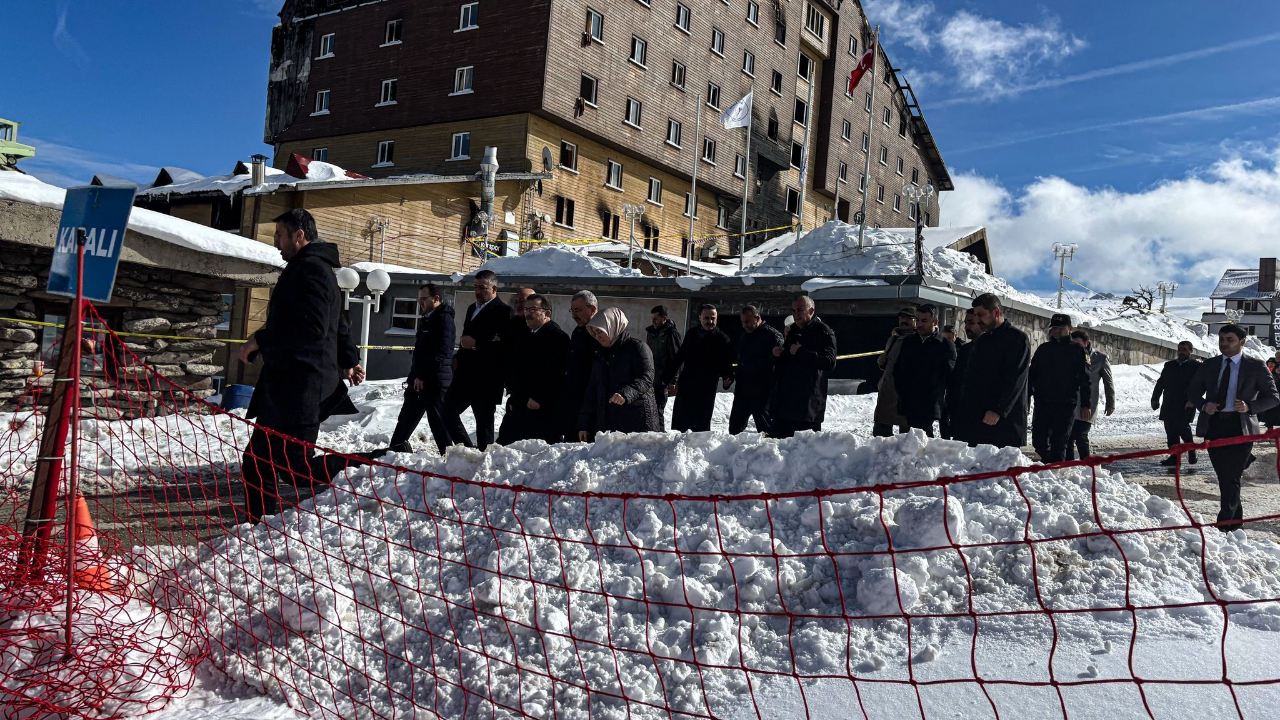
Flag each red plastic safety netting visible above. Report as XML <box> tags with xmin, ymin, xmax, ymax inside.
<box><xmin>1</xmin><ymin>302</ymin><xmax>1280</xmax><ymax>719</ymax></box>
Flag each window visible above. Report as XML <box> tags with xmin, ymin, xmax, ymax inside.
<box><xmin>717</xmin><ymin>206</ymin><xmax>729</xmax><ymax>229</ymax></box>
<box><xmin>580</xmin><ymin>73</ymin><xmax>598</xmax><ymax>106</ymax></box>
<box><xmin>559</xmin><ymin>141</ymin><xmax>578</xmax><ymax>171</ymax></box>
<box><xmin>644</xmin><ymin>224</ymin><xmax>660</xmax><ymax>250</ymax></box>
<box><xmin>841</xmin><ymin>120</ymin><xmax>851</xmax><ymax>140</ymax></box>
<box><xmin>896</xmin><ymin>157</ymin><xmax>904</xmax><ymax>175</ymax></box>
<box><xmin>839</xmin><ymin>162</ymin><xmax>848</xmax><ymax>182</ymax></box>
<box><xmin>215</xmin><ymin>294</ymin><xmax>234</xmax><ymax>331</ymax></box>
<box><xmin>849</xmin><ymin>35</ymin><xmax>857</xmax><ymax>56</ymax></box>
<box><xmin>670</xmin><ymin>60</ymin><xmax>687</xmax><ymax>89</ymax></box>
<box><xmin>793</xmin><ymin>98</ymin><xmax>808</xmax><ymax>126</ymax></box>
<box><xmin>707</xmin><ymin>82</ymin><xmax>721</xmax><ymax>109</ymax></box>
<box><xmin>746</xmin><ymin>1</ymin><xmax>759</xmax><ymax>26</ymax></box>
<box><xmin>859</xmin><ymin>174</ymin><xmax>867</xmax><ymax>191</ymax></box>
<box><xmin>925</xmin><ymin>211</ymin><xmax>931</xmax><ymax>225</ymax></box>
<box><xmin>786</xmin><ymin>188</ymin><xmax>800</xmax><ymax>215</ymax></box>
<box><xmin>555</xmin><ymin>196</ymin><xmax>576</xmax><ymax>227</ymax></box>
<box><xmin>601</xmin><ymin>212</ymin><xmax>620</xmax><ymax>240</ymax></box>
<box><xmin>630</xmin><ymin>35</ymin><xmax>648</xmax><ymax>66</ymax></box>
<box><xmin>702</xmin><ymin>138</ymin><xmax>717</xmax><ymax>164</ymax></box>
<box><xmin>647</xmin><ymin>177</ymin><xmax>663</xmax><ymax>204</ymax></box>
<box><xmin>379</xmin><ymin>79</ymin><xmax>398</xmax><ymax>106</ymax></box>
<box><xmin>911</xmin><ymin>167</ymin><xmax>920</xmax><ymax>184</ymax></box>
<box><xmin>605</xmin><ymin>160</ymin><xmax>623</xmax><ymax>190</ymax></box>
<box><xmin>882</xmin><ymin>106</ymin><xmax>891</xmax><ymax>125</ymax></box>
<box><xmin>805</xmin><ymin>4</ymin><xmax>826</xmax><ymax>39</ymax></box>
<box><xmin>391</xmin><ymin>298</ymin><xmax>419</xmax><ymax>332</ymax></box>
<box><xmin>879</xmin><ymin>145</ymin><xmax>888</xmax><ymax>165</ymax></box>
<box><xmin>893</xmin><ymin>194</ymin><xmax>902</xmax><ymax>213</ymax></box>
<box><xmin>459</xmin><ymin>2</ymin><xmax>479</xmax><ymax>31</ymax></box>
<box><xmin>318</xmin><ymin>33</ymin><xmax>335</xmax><ymax>58</ymax></box>
<box><xmin>586</xmin><ymin>8</ymin><xmax>604</xmax><ymax>43</ymax></box>
<box><xmin>899</xmin><ymin>113</ymin><xmax>909</xmax><ymax>138</ymax></box>
<box><xmin>862</xmin><ymin>133</ymin><xmax>870</xmax><ymax>152</ymax></box>
<box><xmin>384</xmin><ymin>19</ymin><xmax>402</xmax><ymax>45</ymax></box>
<box><xmin>909</xmin><ymin>203</ymin><xmax>917</xmax><ymax>221</ymax></box>
<box><xmin>376</xmin><ymin>140</ymin><xmax>395</xmax><ymax>167</ymax></box>
<box><xmin>865</xmin><ymin>92</ymin><xmax>873</xmax><ymax>112</ymax></box>
<box><xmin>790</xmin><ymin>142</ymin><xmax>804</xmax><ymax>169</ymax></box>
<box><xmin>767</xmin><ymin>112</ymin><xmax>779</xmax><ymax>140</ymax></box>
<box><xmin>771</xmin><ymin>70</ymin><xmax>784</xmax><ymax>95</ymax></box>
<box><xmin>313</xmin><ymin>89</ymin><xmax>330</xmax><ymax>115</ymax></box>
<box><xmin>675</xmin><ymin>3</ymin><xmax>690</xmax><ymax>33</ymax></box>
<box><xmin>625</xmin><ymin>97</ymin><xmax>643</xmax><ymax>127</ymax></box>
<box><xmin>312</xmin><ymin>147</ymin><xmax>328</xmax><ymax>161</ymax></box>
<box><xmin>877</xmin><ymin>184</ymin><xmax>885</xmax><ymax>203</ymax></box>
<box><xmin>775</xmin><ymin>20</ymin><xmax>787</xmax><ymax>46</ymax></box>
<box><xmin>453</xmin><ymin>66</ymin><xmax>474</xmax><ymax>94</ymax></box>
<box><xmin>711</xmin><ymin>27</ymin><xmax>725</xmax><ymax>55</ymax></box>
<box><xmin>743</xmin><ymin>50</ymin><xmax>755</xmax><ymax>76</ymax></box>
<box><xmin>684</xmin><ymin>193</ymin><xmax>698</xmax><ymax>218</ymax></box>
<box><xmin>666</xmin><ymin>118</ymin><xmax>683</xmax><ymax>147</ymax></box>
<box><xmin>450</xmin><ymin>132</ymin><xmax>470</xmax><ymax>160</ymax></box>
<box><xmin>734</xmin><ymin>154</ymin><xmax>747</xmax><ymax>178</ymax></box>
<box><xmin>798</xmin><ymin>54</ymin><xmax>814</xmax><ymax>81</ymax></box>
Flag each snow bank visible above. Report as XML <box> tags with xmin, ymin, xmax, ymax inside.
<box><xmin>0</xmin><ymin>172</ymin><xmax>285</xmax><ymax>269</ymax></box>
<box><xmin>179</xmin><ymin>429</ymin><xmax>1280</xmax><ymax>718</ymax></box>
<box><xmin>478</xmin><ymin>245</ymin><xmax>639</xmax><ymax>278</ymax></box>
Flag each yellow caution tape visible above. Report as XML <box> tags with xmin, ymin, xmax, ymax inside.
<box><xmin>520</xmin><ymin>223</ymin><xmax>798</xmax><ymax>246</ymax></box>
<box><xmin>0</xmin><ymin>316</ymin><xmax>245</xmax><ymax>344</ymax></box>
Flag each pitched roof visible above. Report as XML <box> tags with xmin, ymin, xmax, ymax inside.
<box><xmin>1210</xmin><ymin>269</ymin><xmax>1269</xmax><ymax>300</ymax></box>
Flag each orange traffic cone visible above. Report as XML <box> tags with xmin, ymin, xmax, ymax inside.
<box><xmin>71</xmin><ymin>495</ymin><xmax>119</xmax><ymax>594</ymax></box>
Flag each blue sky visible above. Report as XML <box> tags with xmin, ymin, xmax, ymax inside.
<box><xmin>5</xmin><ymin>0</ymin><xmax>1280</xmax><ymax>294</ymax></box>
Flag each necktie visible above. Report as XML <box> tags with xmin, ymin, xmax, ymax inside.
<box><xmin>1215</xmin><ymin>358</ymin><xmax>1232</xmax><ymax>407</ymax></box>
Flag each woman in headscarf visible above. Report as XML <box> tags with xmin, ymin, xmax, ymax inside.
<box><xmin>578</xmin><ymin>307</ymin><xmax>661</xmax><ymax>440</ymax></box>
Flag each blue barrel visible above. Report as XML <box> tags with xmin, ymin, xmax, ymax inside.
<box><xmin>221</xmin><ymin>384</ymin><xmax>254</xmax><ymax>411</ymax></box>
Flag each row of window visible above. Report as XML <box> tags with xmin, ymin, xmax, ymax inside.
<box><xmin>312</xmin><ymin>65</ymin><xmax>474</xmax><ymax>116</ymax></box>
<box><xmin>315</xmin><ymin>2</ymin><xmax>478</xmax><ymax>59</ymax></box>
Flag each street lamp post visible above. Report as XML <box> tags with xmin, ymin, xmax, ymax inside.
<box><xmin>1156</xmin><ymin>281</ymin><xmax>1179</xmax><ymax>313</ymax></box>
<box><xmin>623</xmin><ymin>203</ymin><xmax>645</xmax><ymax>271</ymax></box>
<box><xmin>336</xmin><ymin>267</ymin><xmax>391</xmax><ymax>370</ymax></box>
<box><xmin>901</xmin><ymin>182</ymin><xmax>934</xmax><ymax>276</ymax></box>
<box><xmin>1052</xmin><ymin>243</ymin><xmax>1079</xmax><ymax>310</ymax></box>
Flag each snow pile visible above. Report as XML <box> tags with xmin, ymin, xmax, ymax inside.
<box><xmin>0</xmin><ymin>172</ymin><xmax>285</xmax><ymax>269</ymax></box>
<box><xmin>138</xmin><ymin>167</ymin><xmax>292</xmax><ymax>198</ymax></box>
<box><xmin>478</xmin><ymin>245</ymin><xmax>639</xmax><ymax>278</ymax></box>
<box><xmin>1050</xmin><ymin>293</ymin><xmax>1276</xmax><ymax>359</ymax></box>
<box><xmin>177</xmin><ymin>430</ymin><xmax>1280</xmax><ymax>718</ymax></box>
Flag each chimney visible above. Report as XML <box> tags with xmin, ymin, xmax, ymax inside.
<box><xmin>1261</xmin><ymin>258</ymin><xmax>1277</xmax><ymax>294</ymax></box>
<box><xmin>249</xmin><ymin>153</ymin><xmax>269</xmax><ymax>187</ymax></box>
<box><xmin>478</xmin><ymin>147</ymin><xmax>499</xmax><ymax>232</ymax></box>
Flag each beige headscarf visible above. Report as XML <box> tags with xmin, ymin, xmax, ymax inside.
<box><xmin>587</xmin><ymin>306</ymin><xmax>629</xmax><ymax>344</ymax></box>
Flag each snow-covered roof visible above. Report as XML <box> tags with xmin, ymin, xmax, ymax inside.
<box><xmin>351</xmin><ymin>261</ymin><xmax>433</xmax><ymax>276</ymax></box>
<box><xmin>478</xmin><ymin>245</ymin><xmax>639</xmax><ymax>278</ymax></box>
<box><xmin>741</xmin><ymin>225</ymin><xmax>988</xmax><ymax>272</ymax></box>
<box><xmin>1210</xmin><ymin>269</ymin><xmax>1271</xmax><ymax>300</ymax></box>
<box><xmin>578</xmin><ymin>240</ymin><xmax>738</xmax><ymax>277</ymax></box>
<box><xmin>0</xmin><ymin>171</ymin><xmax>285</xmax><ymax>269</ymax></box>
<box><xmin>153</xmin><ymin>166</ymin><xmax>204</xmax><ymax>187</ymax></box>
<box><xmin>139</xmin><ymin>166</ymin><xmax>292</xmax><ymax>198</ymax></box>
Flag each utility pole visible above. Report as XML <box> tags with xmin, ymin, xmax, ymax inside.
<box><xmin>902</xmin><ymin>183</ymin><xmax>934</xmax><ymax>276</ymax></box>
<box><xmin>1156</xmin><ymin>281</ymin><xmax>1178</xmax><ymax>313</ymax></box>
<box><xmin>1053</xmin><ymin>243</ymin><xmax>1078</xmax><ymax>309</ymax></box>
<box><xmin>795</xmin><ymin>71</ymin><xmax>815</xmax><ymax>237</ymax></box>
<box><xmin>623</xmin><ymin>203</ymin><xmax>645</xmax><ymax>271</ymax></box>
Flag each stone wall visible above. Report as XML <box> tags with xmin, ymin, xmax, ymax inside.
<box><xmin>0</xmin><ymin>241</ymin><xmax>234</xmax><ymax>416</ymax></box>
<box><xmin>1003</xmin><ymin>306</ymin><xmax>1183</xmax><ymax>366</ymax></box>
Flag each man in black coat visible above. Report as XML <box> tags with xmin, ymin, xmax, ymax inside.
<box><xmin>1187</xmin><ymin>325</ymin><xmax>1280</xmax><ymax>531</ymax></box>
<box><xmin>389</xmin><ymin>284</ymin><xmax>455</xmax><ymax>455</ymax></box>
<box><xmin>894</xmin><ymin>304</ymin><xmax>958</xmax><ymax>437</ymax></box>
<box><xmin>1028</xmin><ymin>314</ymin><xmax>1091</xmax><ymax>462</ymax></box>
<box><xmin>944</xmin><ymin>309</ymin><xmax>984</xmax><ymax>442</ymax></box>
<box><xmin>502</xmin><ymin>287</ymin><xmax>536</xmax><ymax>366</ymax></box>
<box><xmin>961</xmin><ymin>293</ymin><xmax>1031</xmax><ymax>450</ymax></box>
<box><xmin>1151</xmin><ymin>340</ymin><xmax>1201</xmax><ymax>466</ymax></box>
<box><xmin>237</xmin><ymin>209</ymin><xmax>342</xmax><ymax>522</ymax></box>
<box><xmin>771</xmin><ymin>295</ymin><xmax>838</xmax><ymax>438</ymax></box>
<box><xmin>729</xmin><ymin>304</ymin><xmax>783</xmax><ymax>434</ymax></box>
<box><xmin>498</xmin><ymin>294</ymin><xmax>571</xmax><ymax>444</ymax></box>
<box><xmin>558</xmin><ymin>290</ymin><xmax>599</xmax><ymax>442</ymax></box>
<box><xmin>442</xmin><ymin>269</ymin><xmax>514</xmax><ymax>450</ymax></box>
<box><xmin>645</xmin><ymin>305</ymin><xmax>682</xmax><ymax>431</ymax></box>
<box><xmin>666</xmin><ymin>304</ymin><xmax>734</xmax><ymax>432</ymax></box>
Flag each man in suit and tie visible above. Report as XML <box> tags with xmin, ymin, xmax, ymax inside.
<box><xmin>1186</xmin><ymin>324</ymin><xmax>1279</xmax><ymax>531</ymax></box>
<box><xmin>389</xmin><ymin>284</ymin><xmax>455</xmax><ymax>455</ymax></box>
<box><xmin>443</xmin><ymin>270</ymin><xmax>514</xmax><ymax>450</ymax></box>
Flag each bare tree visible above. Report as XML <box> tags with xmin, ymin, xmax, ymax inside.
<box><xmin>1121</xmin><ymin>286</ymin><xmax>1156</xmax><ymax>314</ymax></box>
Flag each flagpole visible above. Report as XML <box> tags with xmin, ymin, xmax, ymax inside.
<box><xmin>739</xmin><ymin>83</ymin><xmax>754</xmax><ymax>272</ymax></box>
<box><xmin>833</xmin><ymin>153</ymin><xmax>843</xmax><ymax>224</ymax></box>
<box><xmin>795</xmin><ymin>71</ymin><xmax>815</xmax><ymax>238</ymax></box>
<box><xmin>858</xmin><ymin>26</ymin><xmax>880</xmax><ymax>250</ymax></box>
<box><xmin>687</xmin><ymin>92</ymin><xmax>702</xmax><ymax>274</ymax></box>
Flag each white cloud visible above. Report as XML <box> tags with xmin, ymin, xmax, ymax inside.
<box><xmin>862</xmin><ymin>0</ymin><xmax>936</xmax><ymax>51</ymax></box>
<box><xmin>52</xmin><ymin>5</ymin><xmax>90</xmax><ymax>68</ymax></box>
<box><xmin>938</xmin><ymin>12</ymin><xmax>1086</xmax><ymax>94</ymax></box>
<box><xmin>939</xmin><ymin>148</ymin><xmax>1280</xmax><ymax>295</ymax></box>
<box><xmin>20</xmin><ymin>136</ymin><xmax>160</xmax><ymax>189</ymax></box>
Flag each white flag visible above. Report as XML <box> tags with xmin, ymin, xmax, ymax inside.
<box><xmin>721</xmin><ymin>90</ymin><xmax>753</xmax><ymax>129</ymax></box>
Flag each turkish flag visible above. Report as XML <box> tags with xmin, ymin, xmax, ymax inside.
<box><xmin>848</xmin><ymin>46</ymin><xmax>876</xmax><ymax>94</ymax></box>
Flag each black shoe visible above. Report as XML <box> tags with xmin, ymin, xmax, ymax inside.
<box><xmin>1159</xmin><ymin>456</ymin><xmax>1178</xmax><ymax>467</ymax></box>
<box><xmin>387</xmin><ymin>441</ymin><xmax>411</xmax><ymax>454</ymax></box>
<box><xmin>1188</xmin><ymin>451</ymin><xmax>1198</xmax><ymax>465</ymax></box>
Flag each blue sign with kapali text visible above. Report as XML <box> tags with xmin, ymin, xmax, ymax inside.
<box><xmin>47</xmin><ymin>186</ymin><xmax>137</xmax><ymax>303</ymax></box>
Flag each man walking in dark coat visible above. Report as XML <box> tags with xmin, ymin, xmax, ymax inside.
<box><xmin>442</xmin><ymin>269</ymin><xmax>514</xmax><ymax>450</ymax></box>
<box><xmin>502</xmin><ymin>287</ymin><xmax>536</xmax><ymax>365</ymax></box>
<box><xmin>1152</xmin><ymin>341</ymin><xmax>1201</xmax><ymax>466</ymax></box>
<box><xmin>944</xmin><ymin>309</ymin><xmax>984</xmax><ymax>442</ymax></box>
<box><xmin>498</xmin><ymin>294</ymin><xmax>571</xmax><ymax>444</ymax></box>
<box><xmin>666</xmin><ymin>304</ymin><xmax>734</xmax><ymax>432</ymax></box>
<box><xmin>1028</xmin><ymin>314</ymin><xmax>1091</xmax><ymax>463</ymax></box>
<box><xmin>389</xmin><ymin>284</ymin><xmax>455</xmax><ymax>455</ymax></box>
<box><xmin>771</xmin><ymin>295</ymin><xmax>838</xmax><ymax>438</ymax></box>
<box><xmin>894</xmin><ymin>304</ymin><xmax>957</xmax><ymax>437</ymax></box>
<box><xmin>729</xmin><ymin>304</ymin><xmax>783</xmax><ymax>435</ymax></box>
<box><xmin>1066</xmin><ymin>329</ymin><xmax>1115</xmax><ymax>461</ymax></box>
<box><xmin>559</xmin><ymin>291</ymin><xmax>599</xmax><ymax>442</ymax></box>
<box><xmin>645</xmin><ymin>305</ymin><xmax>682</xmax><ymax>431</ymax></box>
<box><xmin>1187</xmin><ymin>324</ymin><xmax>1280</xmax><ymax>531</ymax></box>
<box><xmin>237</xmin><ymin>209</ymin><xmax>343</xmax><ymax>523</ymax></box>
<box><xmin>961</xmin><ymin>293</ymin><xmax>1031</xmax><ymax>450</ymax></box>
